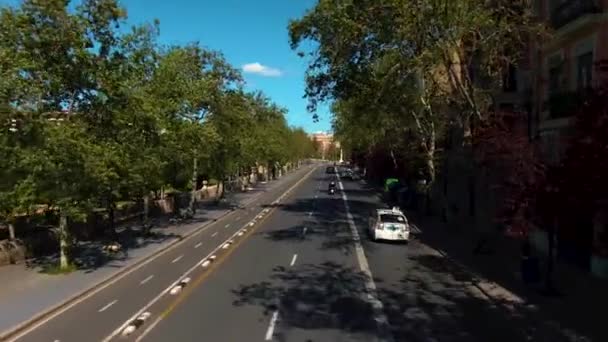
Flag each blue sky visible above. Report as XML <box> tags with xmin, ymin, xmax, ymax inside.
<box><xmin>1</xmin><ymin>0</ymin><xmax>332</xmax><ymax>133</ymax></box>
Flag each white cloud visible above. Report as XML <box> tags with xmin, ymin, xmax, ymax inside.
<box><xmin>242</xmin><ymin>62</ymin><xmax>283</xmax><ymax>77</ymax></box>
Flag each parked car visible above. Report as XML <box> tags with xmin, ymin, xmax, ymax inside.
<box><xmin>368</xmin><ymin>207</ymin><xmax>410</xmax><ymax>242</ymax></box>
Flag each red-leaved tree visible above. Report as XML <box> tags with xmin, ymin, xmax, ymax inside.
<box><xmin>539</xmin><ymin>61</ymin><xmax>608</xmax><ymax>256</ymax></box>
<box><xmin>473</xmin><ymin>110</ymin><xmax>546</xmax><ymax>238</ymax></box>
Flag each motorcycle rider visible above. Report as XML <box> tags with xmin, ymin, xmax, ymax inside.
<box><xmin>328</xmin><ymin>181</ymin><xmax>336</xmax><ymax>194</ymax></box>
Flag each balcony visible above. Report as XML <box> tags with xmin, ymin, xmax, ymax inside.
<box><xmin>550</xmin><ymin>0</ymin><xmax>602</xmax><ymax>30</ymax></box>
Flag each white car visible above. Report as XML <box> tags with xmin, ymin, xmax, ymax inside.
<box><xmin>368</xmin><ymin>207</ymin><xmax>410</xmax><ymax>242</ymax></box>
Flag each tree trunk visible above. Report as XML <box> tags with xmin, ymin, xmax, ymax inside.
<box><xmin>216</xmin><ymin>177</ymin><xmax>225</xmax><ymax>201</ymax></box>
<box><xmin>543</xmin><ymin>220</ymin><xmax>558</xmax><ymax>295</ymax></box>
<box><xmin>266</xmin><ymin>163</ymin><xmax>271</xmax><ymax>181</ymax></box>
<box><xmin>108</xmin><ymin>198</ymin><xmax>117</xmax><ymax>240</ymax></box>
<box><xmin>8</xmin><ymin>222</ymin><xmax>15</xmax><ymax>240</ymax></box>
<box><xmin>143</xmin><ymin>195</ymin><xmax>150</xmax><ymax>222</ymax></box>
<box><xmin>189</xmin><ymin>157</ymin><xmax>198</xmax><ymax>214</ymax></box>
<box><xmin>389</xmin><ymin>149</ymin><xmax>399</xmax><ymax>171</ymax></box>
<box><xmin>59</xmin><ymin>211</ymin><xmax>70</xmax><ymax>270</ymax></box>
<box><xmin>425</xmin><ymin>148</ymin><xmax>435</xmax><ymax>215</ymax></box>
<box><xmin>143</xmin><ymin>195</ymin><xmax>151</xmax><ymax>235</ymax></box>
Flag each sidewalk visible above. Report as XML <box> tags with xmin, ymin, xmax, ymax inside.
<box><xmin>361</xmin><ymin>178</ymin><xmax>605</xmax><ymax>341</ymax></box>
<box><xmin>0</xmin><ymin>169</ymin><xmax>304</xmax><ymax>336</ymax></box>
<box><xmin>409</xmin><ymin>213</ymin><xmax>606</xmax><ymax>342</ymax></box>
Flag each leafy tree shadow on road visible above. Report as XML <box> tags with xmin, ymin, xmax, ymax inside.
<box><xmin>263</xmin><ymin>197</ymin><xmax>382</xmax><ymax>255</ymax></box>
<box><xmin>231</xmin><ymin>261</ymin><xmax>380</xmax><ymax>340</ymax></box>
<box><xmin>375</xmin><ymin>253</ymin><xmax>583</xmax><ymax>342</ymax></box>
<box><xmin>407</xmin><ymin>217</ymin><xmax>598</xmax><ymax>342</ymax></box>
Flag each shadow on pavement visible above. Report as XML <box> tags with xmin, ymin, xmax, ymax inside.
<box><xmin>357</xmin><ymin>181</ymin><xmax>596</xmax><ymax>342</ymax></box>
<box><xmin>263</xmin><ymin>197</ymin><xmax>384</xmax><ymax>256</ymax></box>
<box><xmin>25</xmin><ymin>207</ymin><xmax>227</xmax><ymax>274</ymax></box>
<box><xmin>231</xmin><ymin>261</ymin><xmax>379</xmax><ymax>338</ymax></box>
<box><xmin>376</xmin><ymin>252</ymin><xmax>583</xmax><ymax>342</ymax></box>
<box><xmin>408</xmin><ymin>217</ymin><xmax>598</xmax><ymax>342</ymax></box>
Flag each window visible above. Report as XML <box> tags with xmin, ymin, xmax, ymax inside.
<box><xmin>549</xmin><ymin>64</ymin><xmax>563</xmax><ymax>94</ymax></box>
<box><xmin>499</xmin><ymin>103</ymin><xmax>515</xmax><ymax>112</ymax></box>
<box><xmin>502</xmin><ymin>64</ymin><xmax>518</xmax><ymax>92</ymax></box>
<box><xmin>577</xmin><ymin>52</ymin><xmax>593</xmax><ymax>90</ymax></box>
<box><xmin>549</xmin><ymin>0</ymin><xmax>567</xmax><ymax>11</ymax></box>
<box><xmin>380</xmin><ymin>214</ymin><xmax>406</xmax><ymax>224</ymax></box>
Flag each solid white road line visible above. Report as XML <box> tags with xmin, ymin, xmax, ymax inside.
<box><xmin>337</xmin><ymin>175</ymin><xmax>393</xmax><ymax>342</ymax></box>
<box><xmin>98</xmin><ymin>300</ymin><xmax>118</xmax><ymax>313</ymax></box>
<box><xmin>171</xmin><ymin>255</ymin><xmax>183</xmax><ymax>263</ymax></box>
<box><xmin>139</xmin><ymin>275</ymin><xmax>154</xmax><ymax>285</ymax></box>
<box><xmin>194</xmin><ymin>242</ymin><xmax>202</xmax><ymax>249</ymax></box>
<box><xmin>211</xmin><ymin>232</ymin><xmax>218</xmax><ymax>237</ymax></box>
<box><xmin>5</xmin><ymin>204</ymin><xmax>229</xmax><ymax>342</ymax></box>
<box><xmin>264</xmin><ymin>310</ymin><xmax>279</xmax><ymax>340</ymax></box>
<box><xmin>102</xmin><ymin>231</ymin><xmax>246</xmax><ymax>342</ymax></box>
<box><xmin>289</xmin><ymin>254</ymin><xmax>298</xmax><ymax>267</ymax></box>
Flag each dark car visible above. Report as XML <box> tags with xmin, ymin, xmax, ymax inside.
<box><xmin>326</xmin><ymin>166</ymin><xmax>337</xmax><ymax>174</ymax></box>
<box><xmin>340</xmin><ymin>168</ymin><xmax>360</xmax><ymax>180</ymax></box>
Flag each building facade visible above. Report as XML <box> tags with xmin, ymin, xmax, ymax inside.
<box><xmin>530</xmin><ymin>0</ymin><xmax>608</xmax><ymax>163</ymax></box>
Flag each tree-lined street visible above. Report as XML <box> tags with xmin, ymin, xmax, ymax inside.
<box><xmin>5</xmin><ymin>165</ymin><xmax>593</xmax><ymax>342</ymax></box>
<box><xmin>0</xmin><ymin>0</ymin><xmax>318</xmax><ymax>272</ymax></box>
<box><xmin>2</xmin><ymin>0</ymin><xmax>608</xmax><ymax>341</ymax></box>
<box><xmin>3</xmin><ymin>165</ymin><xmax>316</xmax><ymax>342</ymax></box>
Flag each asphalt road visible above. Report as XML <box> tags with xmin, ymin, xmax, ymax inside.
<box><xmin>133</xmin><ymin>169</ymin><xmax>379</xmax><ymax>342</ymax></box>
<box><xmin>13</xmin><ymin>164</ymin><xmax>563</xmax><ymax>342</ymax></box>
<box><xmin>9</xmin><ymin>165</ymin><xmax>317</xmax><ymax>342</ymax></box>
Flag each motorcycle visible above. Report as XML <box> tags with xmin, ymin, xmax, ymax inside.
<box><xmin>328</xmin><ymin>181</ymin><xmax>336</xmax><ymax>195</ymax></box>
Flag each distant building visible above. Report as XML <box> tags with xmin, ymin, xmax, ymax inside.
<box><xmin>310</xmin><ymin>132</ymin><xmax>340</xmax><ymax>160</ymax></box>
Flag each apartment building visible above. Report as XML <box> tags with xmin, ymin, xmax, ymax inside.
<box><xmin>530</xmin><ymin>0</ymin><xmax>608</xmax><ymax>163</ymax></box>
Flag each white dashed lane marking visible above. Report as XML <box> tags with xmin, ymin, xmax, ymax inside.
<box><xmin>211</xmin><ymin>232</ymin><xmax>218</xmax><ymax>237</ymax></box>
<box><xmin>171</xmin><ymin>255</ymin><xmax>183</xmax><ymax>263</ymax></box>
<box><xmin>194</xmin><ymin>242</ymin><xmax>202</xmax><ymax>249</ymax></box>
<box><xmin>98</xmin><ymin>300</ymin><xmax>118</xmax><ymax>313</ymax></box>
<box><xmin>140</xmin><ymin>275</ymin><xmax>154</xmax><ymax>285</ymax></box>
<box><xmin>290</xmin><ymin>254</ymin><xmax>297</xmax><ymax>267</ymax></box>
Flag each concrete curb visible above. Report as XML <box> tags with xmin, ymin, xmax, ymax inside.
<box><xmin>0</xmin><ymin>168</ymin><xmax>311</xmax><ymax>341</ymax></box>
